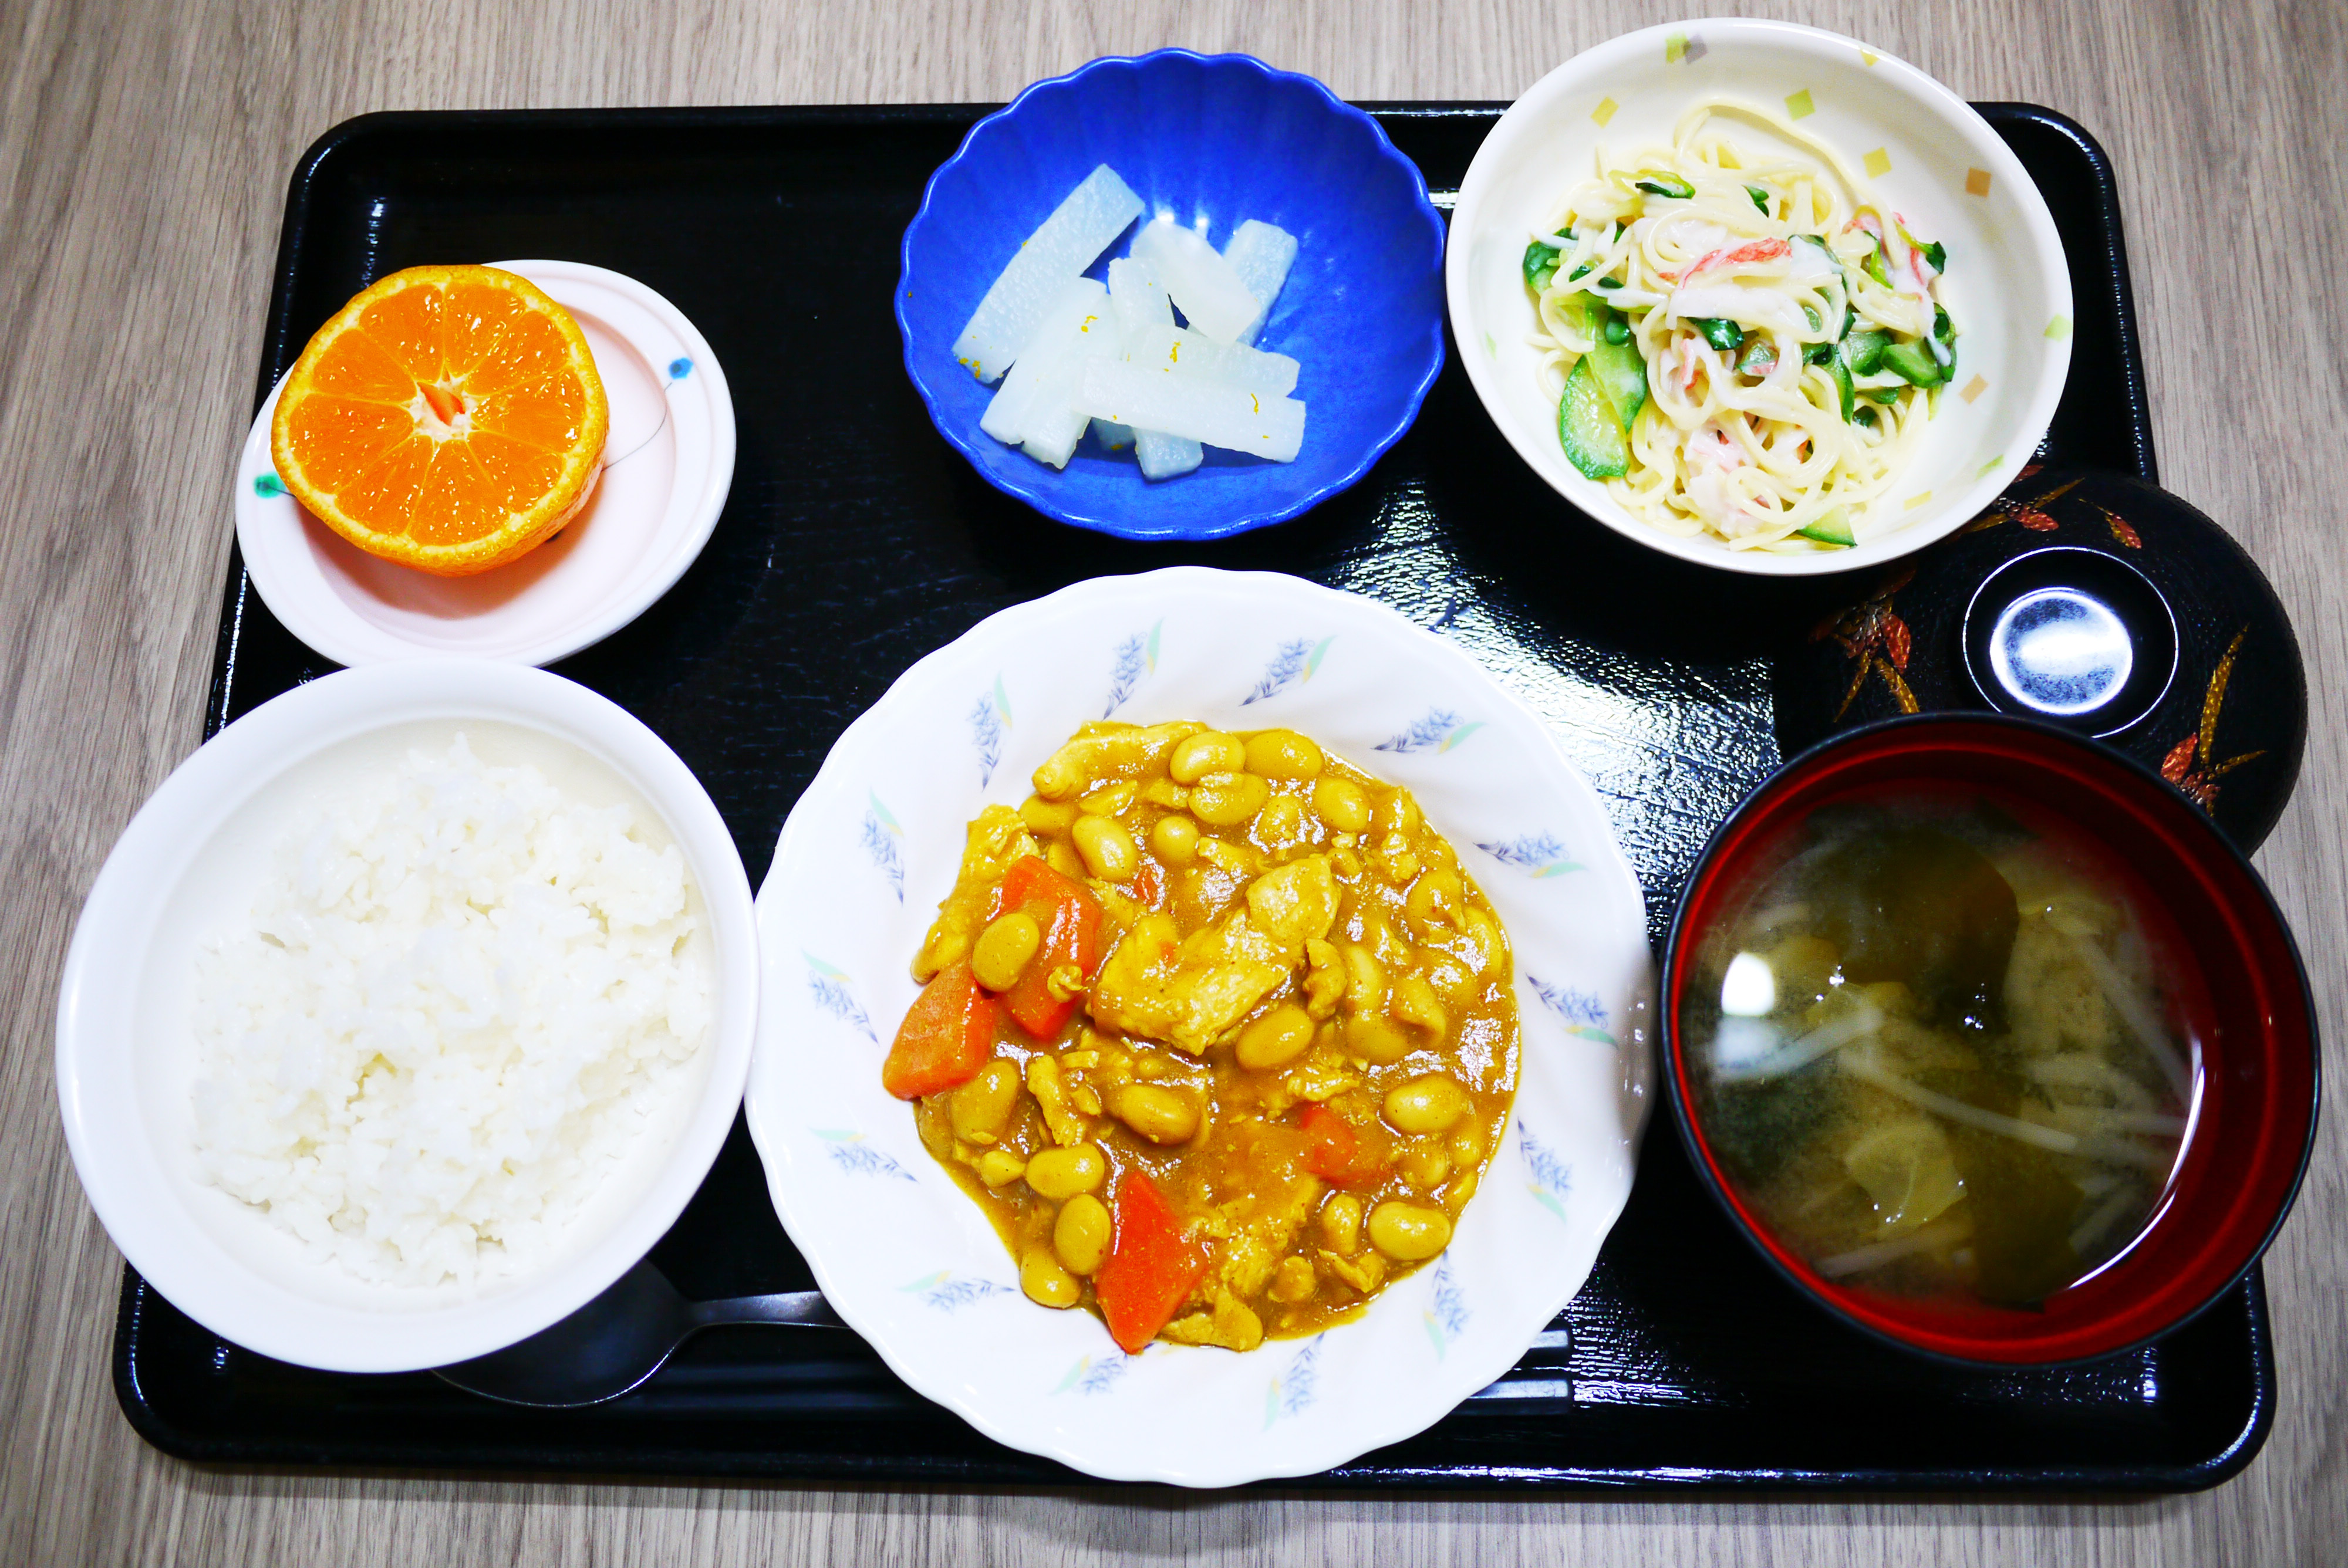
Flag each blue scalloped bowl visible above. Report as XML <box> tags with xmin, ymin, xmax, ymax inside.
<box><xmin>897</xmin><ymin>51</ymin><xmax>1447</xmax><ymax>540</ymax></box>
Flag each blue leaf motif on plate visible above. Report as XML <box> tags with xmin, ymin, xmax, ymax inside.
<box><xmin>804</xmin><ymin>952</ymin><xmax>876</xmax><ymax>1042</ymax></box>
<box><xmin>1422</xmin><ymin>1255</ymin><xmax>1470</xmax><ymax>1358</ymax></box>
<box><xmin>1262</xmin><ymin>1335</ymin><xmax>1323</xmax><ymax>1428</ymax></box>
<box><xmin>1375</xmin><ymin>708</ymin><xmax>1485</xmax><ymax>755</ymax></box>
<box><xmin>812</xmin><ymin>1128</ymin><xmax>916</xmax><ymax>1183</ymax></box>
<box><xmin>1241</xmin><ymin>636</ymin><xmax>1333</xmax><ymax>705</ymax></box>
<box><xmin>1476</xmin><ymin>833</ymin><xmax>1584</xmax><ymax>878</ymax></box>
<box><xmin>1527</xmin><ymin>974</ymin><xmax>1615</xmax><ymax>1045</ymax></box>
<box><xmin>252</xmin><ymin>472</ymin><xmax>286</xmax><ymax>499</ymax></box>
<box><xmin>897</xmin><ymin>1270</ymin><xmax>1017</xmax><ymax>1312</ymax></box>
<box><xmin>1102</xmin><ymin>619</ymin><xmax>1162</xmax><ymax>717</ymax></box>
<box><xmin>666</xmin><ymin>356</ymin><xmax>693</xmax><ymax>381</ymax></box>
<box><xmin>1518</xmin><ymin>1117</ymin><xmax>1574</xmax><ymax>1222</ymax></box>
<box><xmin>1271</xmin><ymin>1335</ymin><xmax>1323</xmax><ymax>1427</ymax></box>
<box><xmin>969</xmin><ymin>675</ymin><xmax>1011</xmax><ymax>787</ymax></box>
<box><xmin>1052</xmin><ymin>1349</ymin><xmax>1141</xmax><ymax>1395</ymax></box>
<box><xmin>861</xmin><ymin>791</ymin><xmax>905</xmax><ymax>903</ymax></box>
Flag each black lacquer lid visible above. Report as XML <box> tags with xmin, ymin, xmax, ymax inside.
<box><xmin>1775</xmin><ymin>464</ymin><xmax>2306</xmax><ymax>853</ymax></box>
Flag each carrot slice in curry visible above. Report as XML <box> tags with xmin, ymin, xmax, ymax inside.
<box><xmin>1300</xmin><ymin>1103</ymin><xmax>1392</xmax><ymax>1189</ymax></box>
<box><xmin>880</xmin><ymin>959</ymin><xmax>996</xmax><ymax>1100</ymax></box>
<box><xmin>1095</xmin><ymin>1168</ymin><xmax>1207</xmax><ymax>1353</ymax></box>
<box><xmin>991</xmin><ymin>856</ymin><xmax>1105</xmax><ymax>1038</ymax></box>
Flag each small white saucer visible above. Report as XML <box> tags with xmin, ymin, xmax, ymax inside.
<box><xmin>234</xmin><ymin>260</ymin><xmax>736</xmax><ymax>667</ymax></box>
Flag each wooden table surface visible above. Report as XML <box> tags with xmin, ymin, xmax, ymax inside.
<box><xmin>5</xmin><ymin>0</ymin><xmax>2340</xmax><ymax>1560</ymax></box>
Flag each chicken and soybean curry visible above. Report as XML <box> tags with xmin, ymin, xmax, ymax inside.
<box><xmin>881</xmin><ymin>720</ymin><xmax>1520</xmax><ymax>1354</ymax></box>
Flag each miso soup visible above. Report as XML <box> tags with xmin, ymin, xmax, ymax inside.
<box><xmin>1684</xmin><ymin>790</ymin><xmax>2201</xmax><ymax>1309</ymax></box>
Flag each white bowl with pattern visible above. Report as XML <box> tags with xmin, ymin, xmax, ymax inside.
<box><xmin>746</xmin><ymin>567</ymin><xmax>1652</xmax><ymax>1486</ymax></box>
<box><xmin>1447</xmin><ymin>18</ymin><xmax>2073</xmax><ymax>575</ymax></box>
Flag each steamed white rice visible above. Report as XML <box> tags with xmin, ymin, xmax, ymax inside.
<box><xmin>190</xmin><ymin>734</ymin><xmax>711</xmax><ymax>1288</ymax></box>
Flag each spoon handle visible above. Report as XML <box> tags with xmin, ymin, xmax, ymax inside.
<box><xmin>686</xmin><ymin>1289</ymin><xmax>845</xmax><ymax>1330</ymax></box>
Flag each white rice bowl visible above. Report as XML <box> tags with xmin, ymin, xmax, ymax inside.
<box><xmin>190</xmin><ymin>735</ymin><xmax>713</xmax><ymax>1290</ymax></box>
<box><xmin>56</xmin><ymin>662</ymin><xmax>757</xmax><ymax>1373</ymax></box>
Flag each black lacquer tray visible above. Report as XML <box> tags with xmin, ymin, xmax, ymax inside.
<box><xmin>115</xmin><ymin>102</ymin><xmax>2275</xmax><ymax>1492</ymax></box>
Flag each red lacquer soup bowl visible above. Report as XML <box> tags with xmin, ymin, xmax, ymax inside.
<box><xmin>1661</xmin><ymin>714</ymin><xmax>2317</xmax><ymax>1366</ymax></box>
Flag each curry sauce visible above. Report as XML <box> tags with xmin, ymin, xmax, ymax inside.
<box><xmin>882</xmin><ymin>719</ymin><xmax>1520</xmax><ymax>1353</ymax></box>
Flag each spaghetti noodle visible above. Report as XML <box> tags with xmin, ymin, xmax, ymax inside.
<box><xmin>1524</xmin><ymin>100</ymin><xmax>1957</xmax><ymax>551</ymax></box>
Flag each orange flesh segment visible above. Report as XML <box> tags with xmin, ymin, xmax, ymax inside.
<box><xmin>269</xmin><ymin>264</ymin><xmax>608</xmax><ymax>574</ymax></box>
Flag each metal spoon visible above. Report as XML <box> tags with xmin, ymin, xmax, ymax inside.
<box><xmin>433</xmin><ymin>1258</ymin><xmax>844</xmax><ymax>1407</ymax></box>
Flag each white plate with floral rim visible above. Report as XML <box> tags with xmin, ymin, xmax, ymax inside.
<box><xmin>745</xmin><ymin>567</ymin><xmax>1652</xmax><ymax>1486</ymax></box>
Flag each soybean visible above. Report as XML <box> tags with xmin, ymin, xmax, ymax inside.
<box><xmin>1053</xmin><ymin>1194</ymin><xmax>1112</xmax><ymax>1275</ymax></box>
<box><xmin>975</xmin><ymin>1149</ymin><xmax>1027</xmax><ymax>1188</ymax></box>
<box><xmin>1384</xmin><ymin>1074</ymin><xmax>1472</xmax><ymax>1135</ymax></box>
<box><xmin>1025</xmin><ymin>1143</ymin><xmax>1106</xmax><ymax>1199</ymax></box>
<box><xmin>1236</xmin><ymin>1004</ymin><xmax>1315</xmax><ymax>1071</ymax></box>
<box><xmin>1189</xmin><ymin>771</ymin><xmax>1270</xmax><ymax>827</ymax></box>
<box><xmin>1346</xmin><ymin>1014</ymin><xmax>1412</xmax><ymax>1065</ymax></box>
<box><xmin>1078</xmin><ymin>782</ymin><xmax>1136</xmax><ymax>817</ymax></box>
<box><xmin>1113</xmin><ymin>1083</ymin><xmax>1199</xmax><ymax>1144</ymax></box>
<box><xmin>1019</xmin><ymin>796</ymin><xmax>1077</xmax><ymax>835</ymax></box>
<box><xmin>1169</xmin><ymin>731</ymin><xmax>1244</xmax><ymax>784</ymax></box>
<box><xmin>1256</xmin><ymin>793</ymin><xmax>1305</xmax><ymax>844</ymax></box>
<box><xmin>970</xmin><ymin>913</ymin><xmax>1041</xmax><ymax>993</ymax></box>
<box><xmin>1368</xmin><ymin>1201</ymin><xmax>1453</xmax><ymax>1261</ymax></box>
<box><xmin>1150</xmin><ymin>814</ymin><xmax>1200</xmax><ymax>864</ymax></box>
<box><xmin>1392</xmin><ymin>972</ymin><xmax>1448</xmax><ymax>1041</ymax></box>
<box><xmin>1405</xmin><ymin>869</ymin><xmax>1465</xmax><ymax>934</ymax></box>
<box><xmin>1243</xmin><ymin>729</ymin><xmax>1324</xmax><ymax>780</ymax></box>
<box><xmin>1021</xmin><ymin>1247</ymin><xmax>1082</xmax><ymax>1307</ymax></box>
<box><xmin>949</xmin><ymin>1057</ymin><xmax>1024</xmax><ymax>1144</ymax></box>
<box><xmin>1311</xmin><ymin>777</ymin><xmax>1371</xmax><ymax>834</ymax></box>
<box><xmin>1320</xmin><ymin>1193</ymin><xmax>1364</xmax><ymax>1255</ymax></box>
<box><xmin>1072</xmin><ymin>815</ymin><xmax>1139</xmax><ymax>881</ymax></box>
<box><xmin>1341</xmin><ymin>944</ymin><xmax>1385</xmax><ymax>1013</ymax></box>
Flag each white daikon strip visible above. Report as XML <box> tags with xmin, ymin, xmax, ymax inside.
<box><xmin>1106</xmin><ymin>257</ymin><xmax>1173</xmax><ymax>334</ymax></box>
<box><xmin>1091</xmin><ymin>419</ymin><xmax>1136</xmax><ymax>451</ymax></box>
<box><xmin>1105</xmin><ymin>256</ymin><xmax>1201</xmax><ymax>475</ymax></box>
<box><xmin>1075</xmin><ymin>357</ymin><xmax>1305</xmax><ymax>462</ymax></box>
<box><xmin>979</xmin><ymin>277</ymin><xmax>1109</xmax><ymax>450</ymax></box>
<box><xmin>953</xmin><ymin>165</ymin><xmax>1142</xmax><ymax>382</ymax></box>
<box><xmin>1135</xmin><ymin>431</ymin><xmax>1203</xmax><ymax>479</ymax></box>
<box><xmin>1122</xmin><ymin>324</ymin><xmax>1300</xmax><ymax>397</ymax></box>
<box><xmin>1129</xmin><ymin>217</ymin><xmax>1264</xmax><ymax>344</ymax></box>
<box><xmin>1222</xmin><ymin>219</ymin><xmax>1297</xmax><ymax>346</ymax></box>
<box><xmin>1020</xmin><ymin>303</ymin><xmax>1120</xmax><ymax>470</ymax></box>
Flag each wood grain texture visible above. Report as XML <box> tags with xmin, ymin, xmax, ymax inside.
<box><xmin>1</xmin><ymin>0</ymin><xmax>2339</xmax><ymax>1561</ymax></box>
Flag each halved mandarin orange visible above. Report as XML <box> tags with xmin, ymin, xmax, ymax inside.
<box><xmin>269</xmin><ymin>265</ymin><xmax>610</xmax><ymax>577</ymax></box>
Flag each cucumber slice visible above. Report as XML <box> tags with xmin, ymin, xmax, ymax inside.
<box><xmin>1827</xmin><ymin>350</ymin><xmax>1856</xmax><ymax>421</ymax></box>
<box><xmin>1864</xmin><ymin>236</ymin><xmax>1892</xmax><ymax>288</ymax></box>
<box><xmin>1746</xmin><ymin>185</ymin><xmax>1772</xmax><ymax>213</ymax></box>
<box><xmin>1558</xmin><ymin>357</ymin><xmax>1630</xmax><ymax>479</ymax></box>
<box><xmin>1523</xmin><ymin>240</ymin><xmax>1561</xmax><ymax>292</ymax></box>
<box><xmin>1881</xmin><ymin>340</ymin><xmax>1946</xmax><ymax>387</ymax></box>
<box><xmin>1864</xmin><ymin>386</ymin><xmax>1901</xmax><ymax>405</ymax></box>
<box><xmin>1580</xmin><ymin>306</ymin><xmax>1648</xmax><ymax>431</ymax></box>
<box><xmin>1695</xmin><ymin>317</ymin><xmax>1742</xmax><ymax>351</ymax></box>
<box><xmin>1796</xmin><ymin>509</ymin><xmax>1856</xmax><ymax>548</ymax></box>
<box><xmin>1635</xmin><ymin>171</ymin><xmax>1695</xmax><ymax>199</ymax></box>
<box><xmin>1736</xmin><ymin>334</ymin><xmax>1777</xmax><ymax>376</ymax></box>
<box><xmin>1843</xmin><ymin>329</ymin><xmax>1891</xmax><ymax>376</ymax></box>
